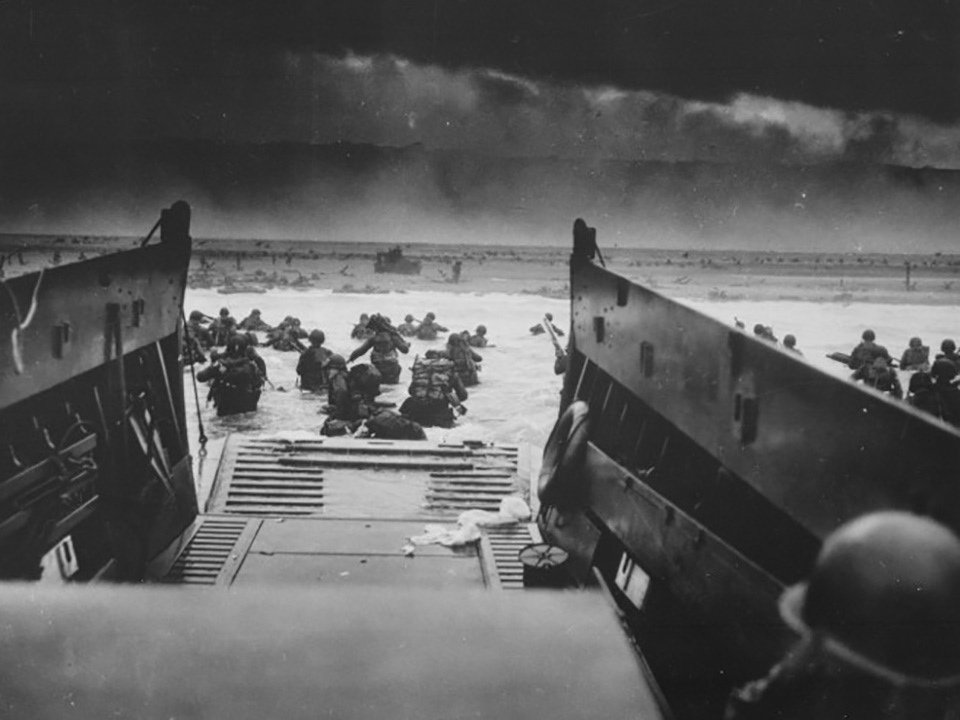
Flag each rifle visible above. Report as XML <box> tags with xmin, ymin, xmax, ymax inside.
<box><xmin>542</xmin><ymin>315</ymin><xmax>566</xmax><ymax>360</ymax></box>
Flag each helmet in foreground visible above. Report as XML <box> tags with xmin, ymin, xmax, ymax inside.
<box><xmin>779</xmin><ymin>511</ymin><xmax>960</xmax><ymax>684</ymax></box>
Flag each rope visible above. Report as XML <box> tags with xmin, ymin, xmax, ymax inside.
<box><xmin>1</xmin><ymin>268</ymin><xmax>45</xmax><ymax>374</ymax></box>
<box><xmin>182</xmin><ymin>308</ymin><xmax>208</xmax><ymax>455</ymax></box>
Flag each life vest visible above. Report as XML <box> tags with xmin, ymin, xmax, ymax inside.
<box><xmin>408</xmin><ymin>358</ymin><xmax>454</xmax><ymax>401</ymax></box>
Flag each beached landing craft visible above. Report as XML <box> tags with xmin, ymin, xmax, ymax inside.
<box><xmin>538</xmin><ymin>219</ymin><xmax>960</xmax><ymax>719</ymax></box>
<box><xmin>0</xmin><ymin>203</ymin><xmax>665</xmax><ymax>720</ymax></box>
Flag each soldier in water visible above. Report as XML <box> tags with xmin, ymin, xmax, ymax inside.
<box><xmin>848</xmin><ymin>329</ymin><xmax>891</xmax><ymax>371</ymax></box>
<box><xmin>197</xmin><ymin>334</ymin><xmax>264</xmax><ymax>416</ymax></box>
<box><xmin>397</xmin><ymin>314</ymin><xmax>420</xmax><ymax>337</ymax></box>
<box><xmin>416</xmin><ymin>312</ymin><xmax>448</xmax><ymax>340</ymax></box>
<box><xmin>348</xmin><ymin>314</ymin><xmax>410</xmax><ymax>385</ymax></box>
<box><xmin>296</xmin><ymin>330</ymin><xmax>333</xmax><ymax>392</ymax></box>
<box><xmin>238</xmin><ymin>308</ymin><xmax>273</xmax><ymax>332</ymax></box>
<box><xmin>899</xmin><ymin>336</ymin><xmax>930</xmax><ymax>371</ymax></box>
<box><xmin>726</xmin><ymin>511</ymin><xmax>960</xmax><ymax>720</ymax></box>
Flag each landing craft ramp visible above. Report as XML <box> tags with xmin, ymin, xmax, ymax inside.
<box><xmin>156</xmin><ymin>435</ymin><xmax>539</xmax><ymax>590</ymax></box>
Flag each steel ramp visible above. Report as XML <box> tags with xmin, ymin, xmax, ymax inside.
<box><xmin>161</xmin><ymin>435</ymin><xmax>539</xmax><ymax>589</ymax></box>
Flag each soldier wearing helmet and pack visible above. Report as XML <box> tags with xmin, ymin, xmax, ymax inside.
<box><xmin>348</xmin><ymin>314</ymin><xmax>410</xmax><ymax>385</ymax></box>
<box><xmin>209</xmin><ymin>307</ymin><xmax>238</xmax><ymax>347</ymax></box>
<box><xmin>900</xmin><ymin>336</ymin><xmax>930</xmax><ymax>372</ymax></box>
<box><xmin>468</xmin><ymin>325</ymin><xmax>488</xmax><ymax>348</ymax></box>
<box><xmin>197</xmin><ymin>334</ymin><xmax>264</xmax><ymax>416</ymax></box>
<box><xmin>400</xmin><ymin>356</ymin><xmax>468</xmax><ymax>428</ymax></box>
<box><xmin>936</xmin><ymin>339</ymin><xmax>960</xmax><ymax>372</ymax></box>
<box><xmin>727</xmin><ymin>511</ymin><xmax>960</xmax><ymax>720</ymax></box>
<box><xmin>426</xmin><ymin>333</ymin><xmax>482</xmax><ymax>387</ymax></box>
<box><xmin>848</xmin><ymin>329</ymin><xmax>892</xmax><ymax>371</ymax></box>
<box><xmin>296</xmin><ymin>329</ymin><xmax>333</xmax><ymax>392</ymax></box>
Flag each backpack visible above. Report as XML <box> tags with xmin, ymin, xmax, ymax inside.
<box><xmin>408</xmin><ymin>358</ymin><xmax>454</xmax><ymax>401</ymax></box>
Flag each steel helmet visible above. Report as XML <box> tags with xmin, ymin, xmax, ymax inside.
<box><xmin>425</xmin><ymin>312</ymin><xmax>436</xmax><ymax>321</ymax></box>
<box><xmin>220</xmin><ymin>307</ymin><xmax>230</xmax><ymax>317</ymax></box>
<box><xmin>327</xmin><ymin>354</ymin><xmax>346</xmax><ymax>370</ymax></box>
<box><xmin>189</xmin><ymin>310</ymin><xmax>205</xmax><ymax>321</ymax></box>
<box><xmin>932</xmin><ymin>358</ymin><xmax>957</xmax><ymax>382</ymax></box>
<box><xmin>226</xmin><ymin>334</ymin><xmax>247</xmax><ymax>353</ymax></box>
<box><xmin>862</xmin><ymin>329</ymin><xmax>876</xmax><ymax>341</ymax></box>
<box><xmin>779</xmin><ymin>511</ymin><xmax>960</xmax><ymax>683</ymax></box>
<box><xmin>476</xmin><ymin>325</ymin><xmax>486</xmax><ymax>335</ymax></box>
<box><xmin>309</xmin><ymin>329</ymin><xmax>325</xmax><ymax>345</ymax></box>
<box><xmin>783</xmin><ymin>334</ymin><xmax>796</xmax><ymax>347</ymax></box>
<box><xmin>942</xmin><ymin>339</ymin><xmax>956</xmax><ymax>354</ymax></box>
<box><xmin>405</xmin><ymin>314</ymin><xmax>415</xmax><ymax>323</ymax></box>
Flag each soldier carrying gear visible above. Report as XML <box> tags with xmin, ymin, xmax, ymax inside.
<box><xmin>296</xmin><ymin>329</ymin><xmax>333</xmax><ymax>392</ymax></box>
<box><xmin>196</xmin><ymin>334</ymin><xmax>264</xmax><ymax>416</ymax></box>
<box><xmin>900</xmin><ymin>336</ymin><xmax>930</xmax><ymax>371</ymax></box>
<box><xmin>426</xmin><ymin>333</ymin><xmax>481</xmax><ymax>387</ymax></box>
<box><xmin>349</xmin><ymin>314</ymin><xmax>410</xmax><ymax>385</ymax></box>
<box><xmin>848</xmin><ymin>329</ymin><xmax>892</xmax><ymax>370</ymax></box>
<box><xmin>727</xmin><ymin>511</ymin><xmax>960</xmax><ymax>720</ymax></box>
<box><xmin>400</xmin><ymin>356</ymin><xmax>468</xmax><ymax>428</ymax></box>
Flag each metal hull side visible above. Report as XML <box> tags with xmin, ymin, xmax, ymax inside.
<box><xmin>0</xmin><ymin>239</ymin><xmax>191</xmax><ymax>411</ymax></box>
<box><xmin>569</xmin><ymin>256</ymin><xmax>960</xmax><ymax>541</ymax></box>
<box><xmin>0</xmin><ymin>203</ymin><xmax>197</xmax><ymax>582</ymax></box>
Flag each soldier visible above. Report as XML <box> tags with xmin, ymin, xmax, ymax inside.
<box><xmin>238</xmin><ymin>308</ymin><xmax>273</xmax><ymax>332</ymax></box>
<box><xmin>296</xmin><ymin>329</ymin><xmax>333</xmax><ymax>392</ymax></box>
<box><xmin>726</xmin><ymin>511</ymin><xmax>960</xmax><ymax>720</ymax></box>
<box><xmin>415</xmin><ymin>312</ymin><xmax>448</xmax><ymax>340</ymax></box>
<box><xmin>427</xmin><ymin>333</ymin><xmax>481</xmax><ymax>387</ymax></box>
<box><xmin>209</xmin><ymin>307</ymin><xmax>238</xmax><ymax>347</ymax></box>
<box><xmin>899</xmin><ymin>336</ymin><xmax>930</xmax><ymax>371</ymax></box>
<box><xmin>397</xmin><ymin>314</ymin><xmax>420</xmax><ymax>337</ymax></box>
<box><xmin>911</xmin><ymin>358</ymin><xmax>960</xmax><ymax>427</ymax></box>
<box><xmin>782</xmin><ymin>334</ymin><xmax>802</xmax><ymax>356</ymax></box>
<box><xmin>351</xmin><ymin>314</ymin><xmax>374</xmax><ymax>340</ymax></box>
<box><xmin>936</xmin><ymin>339</ymin><xmax>960</xmax><ymax>370</ymax></box>
<box><xmin>348</xmin><ymin>314</ymin><xmax>410</xmax><ymax>384</ymax></box>
<box><xmin>400</xmin><ymin>356</ymin><xmax>468</xmax><ymax>428</ymax></box>
<box><xmin>197</xmin><ymin>334</ymin><xmax>264</xmax><ymax>416</ymax></box>
<box><xmin>468</xmin><ymin>324</ymin><xmax>488</xmax><ymax>348</ymax></box>
<box><xmin>848</xmin><ymin>329</ymin><xmax>891</xmax><ymax>370</ymax></box>
<box><xmin>320</xmin><ymin>361</ymin><xmax>381</xmax><ymax>436</ymax></box>
<box><xmin>852</xmin><ymin>356</ymin><xmax>903</xmax><ymax>399</ymax></box>
<box><xmin>186</xmin><ymin>310</ymin><xmax>213</xmax><ymax>350</ymax></box>
<box><xmin>264</xmin><ymin>318</ymin><xmax>307</xmax><ymax>352</ymax></box>
<box><xmin>530</xmin><ymin>313</ymin><xmax>565</xmax><ymax>336</ymax></box>
<box><xmin>753</xmin><ymin>323</ymin><xmax>778</xmax><ymax>344</ymax></box>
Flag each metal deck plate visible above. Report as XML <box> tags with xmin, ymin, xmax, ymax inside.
<box><xmin>165</xmin><ymin>435</ymin><xmax>536</xmax><ymax>589</ymax></box>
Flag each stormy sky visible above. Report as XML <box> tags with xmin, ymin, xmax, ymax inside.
<box><xmin>2</xmin><ymin>0</ymin><xmax>959</xmax><ymax>164</ymax></box>
<box><xmin>2</xmin><ymin>1</ymin><xmax>959</xmax><ymax>246</ymax></box>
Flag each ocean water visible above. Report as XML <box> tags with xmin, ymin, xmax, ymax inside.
<box><xmin>184</xmin><ymin>287</ymin><xmax>960</xmax><ymax>507</ymax></box>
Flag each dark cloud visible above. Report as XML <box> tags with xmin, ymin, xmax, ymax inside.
<box><xmin>2</xmin><ymin>0</ymin><xmax>959</xmax><ymax>123</ymax></box>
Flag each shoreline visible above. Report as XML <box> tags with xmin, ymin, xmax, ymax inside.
<box><xmin>3</xmin><ymin>234</ymin><xmax>960</xmax><ymax>306</ymax></box>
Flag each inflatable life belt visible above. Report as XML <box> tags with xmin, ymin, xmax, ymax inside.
<box><xmin>538</xmin><ymin>401</ymin><xmax>591</xmax><ymax>508</ymax></box>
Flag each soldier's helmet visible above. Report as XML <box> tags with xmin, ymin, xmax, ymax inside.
<box><xmin>545</xmin><ymin>313</ymin><xmax>554</xmax><ymax>321</ymax></box>
<box><xmin>226</xmin><ymin>334</ymin><xmax>247</xmax><ymax>354</ymax></box>
<box><xmin>784</xmin><ymin>334</ymin><xmax>797</xmax><ymax>347</ymax></box>
<box><xmin>189</xmin><ymin>310</ymin><xmax>205</xmax><ymax>322</ymax></box>
<box><xmin>932</xmin><ymin>358</ymin><xmax>958</xmax><ymax>382</ymax></box>
<box><xmin>309</xmin><ymin>329</ymin><xmax>325</xmax><ymax>346</ymax></box>
<box><xmin>327</xmin><ymin>354</ymin><xmax>347</xmax><ymax>370</ymax></box>
<box><xmin>779</xmin><ymin>511</ymin><xmax>960</xmax><ymax>684</ymax></box>
<box><xmin>425</xmin><ymin>312</ymin><xmax>436</xmax><ymax>321</ymax></box>
<box><xmin>862</xmin><ymin>329</ymin><xmax>876</xmax><ymax>341</ymax></box>
<box><xmin>909</xmin><ymin>336</ymin><xmax>923</xmax><ymax>348</ymax></box>
<box><xmin>405</xmin><ymin>314</ymin><xmax>415</xmax><ymax>323</ymax></box>
<box><xmin>252</xmin><ymin>309</ymin><xmax>261</xmax><ymax>316</ymax></box>
<box><xmin>754</xmin><ymin>323</ymin><xmax>765</xmax><ymax>335</ymax></box>
<box><xmin>220</xmin><ymin>307</ymin><xmax>230</xmax><ymax>317</ymax></box>
<box><xmin>942</xmin><ymin>339</ymin><xmax>957</xmax><ymax>354</ymax></box>
<box><xmin>476</xmin><ymin>325</ymin><xmax>487</xmax><ymax>335</ymax></box>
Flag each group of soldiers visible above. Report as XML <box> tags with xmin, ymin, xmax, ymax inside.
<box><xmin>844</xmin><ymin>329</ymin><xmax>960</xmax><ymax>426</ymax></box>
<box><xmin>185</xmin><ymin>306</ymin><xmax>492</xmax><ymax>438</ymax></box>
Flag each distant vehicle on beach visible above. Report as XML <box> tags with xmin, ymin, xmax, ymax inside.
<box><xmin>374</xmin><ymin>245</ymin><xmax>421</xmax><ymax>275</ymax></box>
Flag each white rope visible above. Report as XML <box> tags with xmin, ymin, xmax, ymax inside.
<box><xmin>3</xmin><ymin>268</ymin><xmax>45</xmax><ymax>375</ymax></box>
